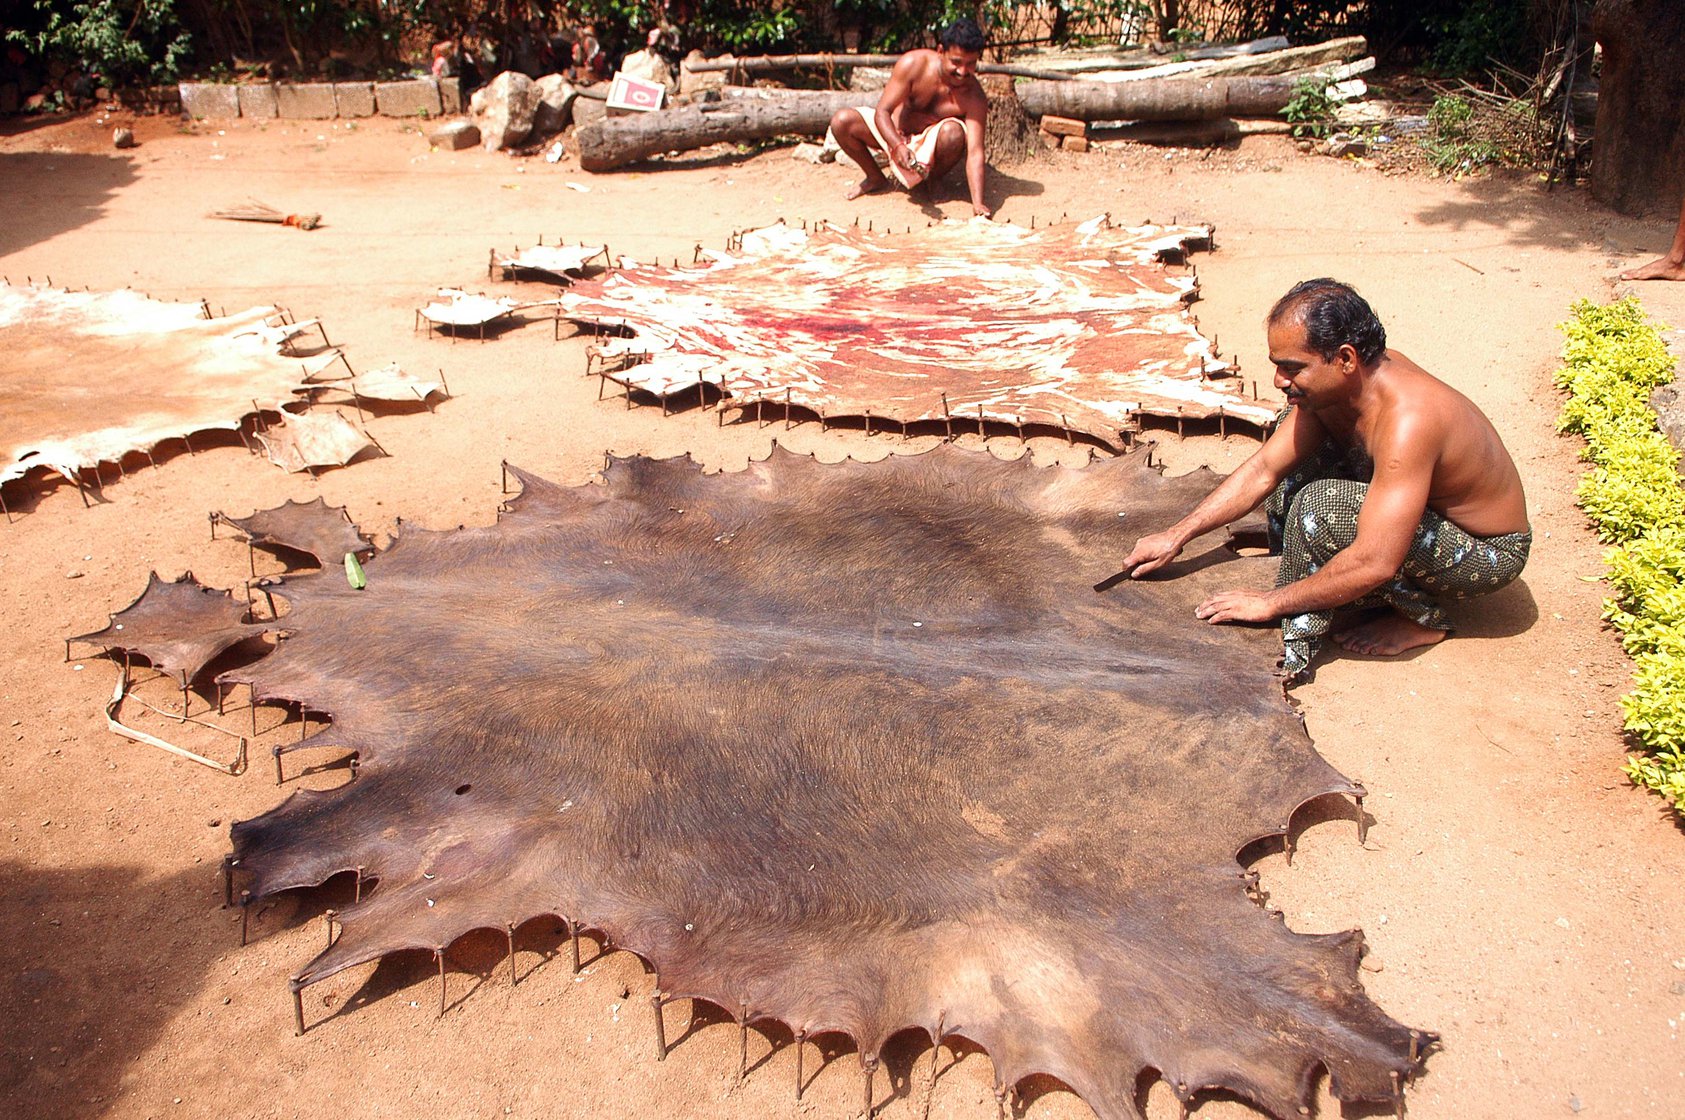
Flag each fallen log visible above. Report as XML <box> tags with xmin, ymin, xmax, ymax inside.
<box><xmin>1019</xmin><ymin>73</ymin><xmax>1307</xmax><ymax>122</ymax></box>
<box><xmin>1090</xmin><ymin>35</ymin><xmax>1366</xmax><ymax>82</ymax></box>
<box><xmin>681</xmin><ymin>53</ymin><xmax>1078</xmax><ymax>81</ymax></box>
<box><xmin>576</xmin><ymin>89</ymin><xmax>875</xmax><ymax>171</ymax></box>
<box><xmin>578</xmin><ymin>66</ymin><xmax>1364</xmax><ymax>170</ymax></box>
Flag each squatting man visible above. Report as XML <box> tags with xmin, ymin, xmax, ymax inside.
<box><xmin>1121</xmin><ymin>279</ymin><xmax>1531</xmax><ymax>678</ymax></box>
<box><xmin>828</xmin><ymin>18</ymin><xmax>992</xmax><ymax>218</ymax></box>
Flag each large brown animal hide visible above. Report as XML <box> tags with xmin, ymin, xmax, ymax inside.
<box><xmin>0</xmin><ymin>284</ymin><xmax>341</xmax><ymax>490</ymax></box>
<box><xmin>77</xmin><ymin>448</ymin><xmax>1426</xmax><ymax>1119</ymax></box>
<box><xmin>560</xmin><ymin>216</ymin><xmax>1278</xmax><ymax>446</ymax></box>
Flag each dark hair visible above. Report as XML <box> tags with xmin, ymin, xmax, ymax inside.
<box><xmin>940</xmin><ymin>18</ymin><xmax>987</xmax><ymax>54</ymax></box>
<box><xmin>1268</xmin><ymin>278</ymin><xmax>1387</xmax><ymax>365</ymax></box>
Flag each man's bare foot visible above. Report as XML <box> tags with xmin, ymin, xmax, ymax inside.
<box><xmin>1620</xmin><ymin>255</ymin><xmax>1685</xmax><ymax>281</ymax></box>
<box><xmin>845</xmin><ymin>177</ymin><xmax>891</xmax><ymax>201</ymax></box>
<box><xmin>1333</xmin><ymin>613</ymin><xmax>1449</xmax><ymax>658</ymax></box>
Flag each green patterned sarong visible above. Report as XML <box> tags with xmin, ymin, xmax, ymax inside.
<box><xmin>1262</xmin><ymin>437</ymin><xmax>1530</xmax><ymax>679</ymax></box>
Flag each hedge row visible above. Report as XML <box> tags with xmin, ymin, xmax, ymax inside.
<box><xmin>1555</xmin><ymin>297</ymin><xmax>1685</xmax><ymax>812</ymax></box>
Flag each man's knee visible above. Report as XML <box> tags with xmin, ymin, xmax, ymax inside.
<box><xmin>934</xmin><ymin>118</ymin><xmax>966</xmax><ymax>158</ymax></box>
<box><xmin>830</xmin><ymin>109</ymin><xmax>871</xmax><ymax>147</ymax></box>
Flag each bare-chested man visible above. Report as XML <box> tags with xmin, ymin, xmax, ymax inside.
<box><xmin>1620</xmin><ymin>192</ymin><xmax>1685</xmax><ymax>281</ymax></box>
<box><xmin>827</xmin><ymin>18</ymin><xmax>991</xmax><ymax>218</ymax></box>
<box><xmin>1121</xmin><ymin>279</ymin><xmax>1531</xmax><ymax>678</ymax></box>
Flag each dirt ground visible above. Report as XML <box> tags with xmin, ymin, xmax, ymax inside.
<box><xmin>2</xmin><ymin>107</ymin><xmax>1683</xmax><ymax>1120</ymax></box>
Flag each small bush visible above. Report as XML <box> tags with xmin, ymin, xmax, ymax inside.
<box><xmin>1283</xmin><ymin>76</ymin><xmax>1337</xmax><ymax>140</ymax></box>
<box><xmin>1556</xmin><ymin>297</ymin><xmax>1685</xmax><ymax>814</ymax></box>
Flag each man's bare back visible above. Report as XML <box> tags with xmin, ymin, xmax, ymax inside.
<box><xmin>1303</xmin><ymin>350</ymin><xmax>1529</xmax><ymax>538</ymax></box>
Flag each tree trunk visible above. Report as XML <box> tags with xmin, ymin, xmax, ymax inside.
<box><xmin>575</xmin><ymin>89</ymin><xmax>875</xmax><ymax>172</ymax></box>
<box><xmin>1017</xmin><ymin>74</ymin><xmax>1305</xmax><ymax>122</ymax></box>
<box><xmin>576</xmin><ymin>72</ymin><xmax>1316</xmax><ymax>171</ymax></box>
<box><xmin>982</xmin><ymin>74</ymin><xmax>1037</xmax><ymax>166</ymax></box>
<box><xmin>1592</xmin><ymin>0</ymin><xmax>1685</xmax><ymax>214</ymax></box>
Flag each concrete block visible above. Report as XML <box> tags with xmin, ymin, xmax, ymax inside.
<box><xmin>334</xmin><ymin>82</ymin><xmax>376</xmax><ymax>117</ymax></box>
<box><xmin>276</xmin><ymin>83</ymin><xmax>337</xmax><ymax>119</ymax></box>
<box><xmin>375</xmin><ymin>78</ymin><xmax>442</xmax><ymax>117</ymax></box>
<box><xmin>179</xmin><ymin>82</ymin><xmax>240</xmax><ymax>119</ymax></box>
<box><xmin>236</xmin><ymin>84</ymin><xmax>278</xmax><ymax>119</ymax></box>
<box><xmin>438</xmin><ymin>77</ymin><xmax>462</xmax><ymax>114</ymax></box>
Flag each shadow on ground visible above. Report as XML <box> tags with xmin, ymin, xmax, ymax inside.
<box><xmin>1410</xmin><ymin>171</ymin><xmax>1608</xmax><ymax>254</ymax></box>
<box><xmin>0</xmin><ymin>860</ymin><xmax>222</xmax><ymax>1118</ymax></box>
<box><xmin>0</xmin><ymin>152</ymin><xmax>138</xmax><ymax>256</ymax></box>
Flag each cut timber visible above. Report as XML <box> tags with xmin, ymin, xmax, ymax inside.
<box><xmin>982</xmin><ymin>74</ymin><xmax>1038</xmax><ymax>166</ymax></box>
<box><xmin>1019</xmin><ymin>73</ymin><xmax>1307</xmax><ymax>123</ymax></box>
<box><xmin>1040</xmin><ymin>114</ymin><xmax>1088</xmax><ymax>138</ymax></box>
<box><xmin>577</xmin><ymin>88</ymin><xmax>874</xmax><ymax>171</ymax></box>
<box><xmin>578</xmin><ymin>69</ymin><xmax>1340</xmax><ymax>171</ymax></box>
<box><xmin>1096</xmin><ymin>36</ymin><xmax>1366</xmax><ymax>83</ymax></box>
<box><xmin>681</xmin><ymin>53</ymin><xmax>1077</xmax><ymax>81</ymax></box>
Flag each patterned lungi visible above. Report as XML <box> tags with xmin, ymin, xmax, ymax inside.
<box><xmin>1263</xmin><ymin>432</ymin><xmax>1531</xmax><ymax>679</ymax></box>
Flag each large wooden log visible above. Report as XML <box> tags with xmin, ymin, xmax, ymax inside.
<box><xmin>576</xmin><ymin>69</ymin><xmax>1340</xmax><ymax>171</ymax></box>
<box><xmin>1018</xmin><ymin>73</ymin><xmax>1304</xmax><ymax>122</ymax></box>
<box><xmin>680</xmin><ymin>53</ymin><xmax>1076</xmax><ymax>81</ymax></box>
<box><xmin>575</xmin><ymin>89</ymin><xmax>875</xmax><ymax>171</ymax></box>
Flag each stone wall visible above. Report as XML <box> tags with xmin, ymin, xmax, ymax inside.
<box><xmin>177</xmin><ymin>78</ymin><xmax>459</xmax><ymax>120</ymax></box>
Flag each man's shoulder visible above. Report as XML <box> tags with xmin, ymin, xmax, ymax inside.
<box><xmin>894</xmin><ymin>47</ymin><xmax>942</xmax><ymax>71</ymax></box>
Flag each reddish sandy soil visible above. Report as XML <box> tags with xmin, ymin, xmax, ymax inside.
<box><xmin>2</xmin><ymin>107</ymin><xmax>1683</xmax><ymax>1120</ymax></box>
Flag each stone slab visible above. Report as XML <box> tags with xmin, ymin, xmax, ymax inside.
<box><xmin>429</xmin><ymin>119</ymin><xmax>480</xmax><ymax>150</ymax></box>
<box><xmin>179</xmin><ymin>82</ymin><xmax>240</xmax><ymax>119</ymax></box>
<box><xmin>236</xmin><ymin>84</ymin><xmax>278</xmax><ymax>119</ymax></box>
<box><xmin>375</xmin><ymin>78</ymin><xmax>442</xmax><ymax>117</ymax></box>
<box><xmin>438</xmin><ymin>77</ymin><xmax>462</xmax><ymax>114</ymax></box>
<box><xmin>335</xmin><ymin>82</ymin><xmax>376</xmax><ymax>117</ymax></box>
<box><xmin>276</xmin><ymin>83</ymin><xmax>337</xmax><ymax>119</ymax></box>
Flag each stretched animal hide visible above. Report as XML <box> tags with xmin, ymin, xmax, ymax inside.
<box><xmin>79</xmin><ymin>448</ymin><xmax>1425</xmax><ymax>1119</ymax></box>
<box><xmin>0</xmin><ymin>284</ymin><xmax>339</xmax><ymax>488</ymax></box>
<box><xmin>560</xmin><ymin>216</ymin><xmax>1278</xmax><ymax>445</ymax></box>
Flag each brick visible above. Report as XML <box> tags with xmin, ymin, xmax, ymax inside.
<box><xmin>374</xmin><ymin>78</ymin><xmax>442</xmax><ymax>117</ymax></box>
<box><xmin>236</xmin><ymin>84</ymin><xmax>278</xmax><ymax>119</ymax></box>
<box><xmin>1062</xmin><ymin>134</ymin><xmax>1091</xmax><ymax>153</ymax></box>
<box><xmin>334</xmin><ymin>82</ymin><xmax>376</xmax><ymax>117</ymax></box>
<box><xmin>438</xmin><ymin>77</ymin><xmax>462</xmax><ymax>114</ymax></box>
<box><xmin>275</xmin><ymin>83</ymin><xmax>337</xmax><ymax>119</ymax></box>
<box><xmin>178</xmin><ymin>82</ymin><xmax>240</xmax><ymax>119</ymax></box>
<box><xmin>1039</xmin><ymin>114</ymin><xmax>1087</xmax><ymax>138</ymax></box>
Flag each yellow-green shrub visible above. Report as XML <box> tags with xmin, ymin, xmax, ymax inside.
<box><xmin>1556</xmin><ymin>297</ymin><xmax>1685</xmax><ymax>812</ymax></box>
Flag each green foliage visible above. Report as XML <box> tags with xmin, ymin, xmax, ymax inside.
<box><xmin>1420</xmin><ymin>94</ymin><xmax>1508</xmax><ymax>174</ymax></box>
<box><xmin>1556</xmin><ymin>298</ymin><xmax>1685</xmax><ymax>813</ymax></box>
<box><xmin>1423</xmin><ymin>0</ymin><xmax>1530</xmax><ymax>77</ymax></box>
<box><xmin>687</xmin><ymin>3</ymin><xmax>801</xmax><ymax>51</ymax></box>
<box><xmin>6</xmin><ymin>0</ymin><xmax>193</xmax><ymax>89</ymax></box>
<box><xmin>1283</xmin><ymin>76</ymin><xmax>1336</xmax><ymax>140</ymax></box>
